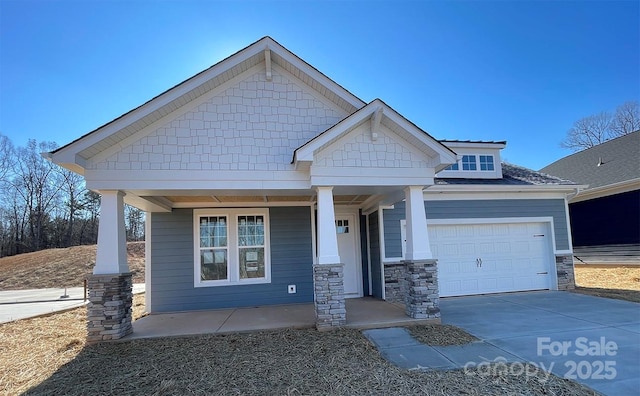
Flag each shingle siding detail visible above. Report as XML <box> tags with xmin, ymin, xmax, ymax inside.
<box><xmin>150</xmin><ymin>206</ymin><xmax>313</xmax><ymax>312</ymax></box>
<box><xmin>314</xmin><ymin>123</ymin><xmax>430</xmax><ymax>169</ymax></box>
<box><xmin>94</xmin><ymin>69</ymin><xmax>346</xmax><ymax>171</ymax></box>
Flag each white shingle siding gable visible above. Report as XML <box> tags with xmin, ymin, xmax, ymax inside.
<box><xmin>314</xmin><ymin>123</ymin><xmax>430</xmax><ymax>169</ymax></box>
<box><xmin>93</xmin><ymin>68</ymin><xmax>346</xmax><ymax>171</ymax></box>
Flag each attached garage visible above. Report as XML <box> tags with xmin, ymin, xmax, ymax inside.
<box><xmin>428</xmin><ymin>221</ymin><xmax>556</xmax><ymax>297</ymax></box>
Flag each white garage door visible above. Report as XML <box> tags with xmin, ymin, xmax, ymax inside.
<box><xmin>429</xmin><ymin>222</ymin><xmax>554</xmax><ymax>297</ymax></box>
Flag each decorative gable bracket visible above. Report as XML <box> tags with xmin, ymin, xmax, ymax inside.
<box><xmin>264</xmin><ymin>48</ymin><xmax>272</xmax><ymax>81</ymax></box>
<box><xmin>371</xmin><ymin>106</ymin><xmax>383</xmax><ymax>142</ymax></box>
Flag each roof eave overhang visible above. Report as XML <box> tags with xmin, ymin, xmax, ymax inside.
<box><xmin>440</xmin><ymin>141</ymin><xmax>507</xmax><ymax>150</ymax></box>
<box><xmin>570</xmin><ymin>178</ymin><xmax>640</xmax><ymax>203</ymax></box>
<box><xmin>427</xmin><ymin>184</ymin><xmax>585</xmax><ymax>194</ymax></box>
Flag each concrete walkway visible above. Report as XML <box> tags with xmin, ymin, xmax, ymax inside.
<box><xmin>0</xmin><ymin>284</ymin><xmax>145</xmax><ymax>323</ymax></box>
<box><xmin>365</xmin><ymin>291</ymin><xmax>640</xmax><ymax>396</ymax></box>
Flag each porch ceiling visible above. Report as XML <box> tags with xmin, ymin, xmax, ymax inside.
<box><xmin>164</xmin><ymin>194</ymin><xmax>371</xmax><ymax>205</ymax></box>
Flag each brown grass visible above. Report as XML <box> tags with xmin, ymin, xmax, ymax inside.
<box><xmin>0</xmin><ymin>304</ymin><xmax>596</xmax><ymax>396</ymax></box>
<box><xmin>0</xmin><ymin>242</ymin><xmax>145</xmax><ymax>290</ymax></box>
<box><xmin>574</xmin><ymin>264</ymin><xmax>640</xmax><ymax>291</ymax></box>
<box><xmin>573</xmin><ymin>264</ymin><xmax>640</xmax><ymax>303</ymax></box>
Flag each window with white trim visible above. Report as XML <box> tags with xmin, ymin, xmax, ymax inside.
<box><xmin>461</xmin><ymin>155</ymin><xmax>477</xmax><ymax>170</ymax></box>
<box><xmin>479</xmin><ymin>155</ymin><xmax>494</xmax><ymax>171</ymax></box>
<box><xmin>445</xmin><ymin>155</ymin><xmax>496</xmax><ymax>172</ymax></box>
<box><xmin>194</xmin><ymin>208</ymin><xmax>270</xmax><ymax>287</ymax></box>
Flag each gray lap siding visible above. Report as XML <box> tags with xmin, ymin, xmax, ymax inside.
<box><xmin>383</xmin><ymin>199</ymin><xmax>570</xmax><ymax>259</ymax></box>
<box><xmin>150</xmin><ymin>207</ymin><xmax>314</xmax><ymax>313</ymax></box>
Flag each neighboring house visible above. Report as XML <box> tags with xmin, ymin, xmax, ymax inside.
<box><xmin>47</xmin><ymin>37</ymin><xmax>580</xmax><ymax>341</ymax></box>
<box><xmin>540</xmin><ymin>131</ymin><xmax>640</xmax><ymax>262</ymax></box>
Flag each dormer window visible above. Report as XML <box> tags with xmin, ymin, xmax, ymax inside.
<box><xmin>479</xmin><ymin>155</ymin><xmax>494</xmax><ymax>171</ymax></box>
<box><xmin>462</xmin><ymin>155</ymin><xmax>477</xmax><ymax>170</ymax></box>
<box><xmin>438</xmin><ymin>140</ymin><xmax>505</xmax><ymax>180</ymax></box>
<box><xmin>446</xmin><ymin>155</ymin><xmax>495</xmax><ymax>172</ymax></box>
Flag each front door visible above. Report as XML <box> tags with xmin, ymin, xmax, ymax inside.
<box><xmin>335</xmin><ymin>213</ymin><xmax>362</xmax><ymax>298</ymax></box>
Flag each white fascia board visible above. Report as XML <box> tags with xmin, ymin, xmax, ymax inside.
<box><xmin>424</xmin><ymin>185</ymin><xmax>582</xmax><ymax>201</ymax></box>
<box><xmin>295</xmin><ymin>104</ymin><xmax>375</xmax><ymax>163</ymax></box>
<box><xmin>271</xmin><ymin>39</ymin><xmax>365</xmax><ymax>110</ymax></box>
<box><xmin>570</xmin><ymin>178</ymin><xmax>639</xmax><ymax>203</ymax></box>
<box><xmin>377</xmin><ymin>103</ymin><xmax>456</xmax><ymax>164</ymax></box>
<box><xmin>312</xmin><ymin>175</ymin><xmax>434</xmax><ymax>187</ymax></box>
<box><xmin>173</xmin><ymin>201</ymin><xmax>313</xmax><ymax>209</ymax></box>
<box><xmin>85</xmin><ymin>169</ymin><xmax>311</xmax><ymax>191</ymax></box>
<box><xmin>441</xmin><ymin>141</ymin><xmax>506</xmax><ymax>150</ymax></box>
<box><xmin>310</xmin><ymin>166</ymin><xmax>434</xmax><ymax>186</ymax></box>
<box><xmin>53</xmin><ymin>44</ymin><xmax>265</xmax><ymax>163</ymax></box>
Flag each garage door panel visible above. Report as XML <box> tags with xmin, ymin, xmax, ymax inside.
<box><xmin>431</xmin><ymin>221</ymin><xmax>553</xmax><ymax>297</ymax></box>
<box><xmin>478</xmin><ymin>242</ymin><xmax>495</xmax><ymax>254</ymax></box>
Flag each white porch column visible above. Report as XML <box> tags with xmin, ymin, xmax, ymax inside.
<box><xmin>404</xmin><ymin>185</ymin><xmax>432</xmax><ymax>261</ymax></box>
<box><xmin>316</xmin><ymin>186</ymin><xmax>341</xmax><ymax>264</ymax></box>
<box><xmin>95</xmin><ymin>190</ymin><xmax>128</xmax><ymax>274</ymax></box>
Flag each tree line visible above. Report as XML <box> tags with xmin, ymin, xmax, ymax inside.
<box><xmin>0</xmin><ymin>135</ymin><xmax>144</xmax><ymax>258</ymax></box>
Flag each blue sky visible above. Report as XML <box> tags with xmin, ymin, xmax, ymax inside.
<box><xmin>0</xmin><ymin>0</ymin><xmax>638</xmax><ymax>170</ymax></box>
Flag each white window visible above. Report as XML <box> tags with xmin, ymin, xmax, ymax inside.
<box><xmin>446</xmin><ymin>155</ymin><xmax>495</xmax><ymax>172</ymax></box>
<box><xmin>445</xmin><ymin>162</ymin><xmax>459</xmax><ymax>171</ymax></box>
<box><xmin>194</xmin><ymin>208</ymin><xmax>270</xmax><ymax>287</ymax></box>
<box><xmin>479</xmin><ymin>155</ymin><xmax>494</xmax><ymax>171</ymax></box>
<box><xmin>462</xmin><ymin>155</ymin><xmax>477</xmax><ymax>170</ymax></box>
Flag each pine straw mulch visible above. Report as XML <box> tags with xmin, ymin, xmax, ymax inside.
<box><xmin>407</xmin><ymin>323</ymin><xmax>478</xmax><ymax>346</ymax></box>
<box><xmin>0</xmin><ymin>294</ymin><xmax>146</xmax><ymax>395</ymax></box>
<box><xmin>2</xmin><ymin>297</ymin><xmax>596</xmax><ymax>396</ymax></box>
<box><xmin>0</xmin><ymin>242</ymin><xmax>145</xmax><ymax>290</ymax></box>
<box><xmin>20</xmin><ymin>329</ymin><xmax>595</xmax><ymax>396</ymax></box>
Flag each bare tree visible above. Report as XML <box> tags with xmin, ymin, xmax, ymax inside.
<box><xmin>561</xmin><ymin>112</ymin><xmax>613</xmax><ymax>151</ymax></box>
<box><xmin>0</xmin><ymin>133</ymin><xmax>14</xmax><ymax>182</ymax></box>
<box><xmin>11</xmin><ymin>140</ymin><xmax>64</xmax><ymax>251</ymax></box>
<box><xmin>561</xmin><ymin>101</ymin><xmax>639</xmax><ymax>152</ymax></box>
<box><xmin>59</xmin><ymin>169</ymin><xmax>86</xmax><ymax>247</ymax></box>
<box><xmin>125</xmin><ymin>204</ymin><xmax>145</xmax><ymax>241</ymax></box>
<box><xmin>610</xmin><ymin>101</ymin><xmax>640</xmax><ymax>137</ymax></box>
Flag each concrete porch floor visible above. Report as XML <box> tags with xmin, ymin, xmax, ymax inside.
<box><xmin>126</xmin><ymin>297</ymin><xmax>437</xmax><ymax>340</ymax></box>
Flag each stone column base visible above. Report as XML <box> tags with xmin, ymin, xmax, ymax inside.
<box><xmin>384</xmin><ymin>262</ymin><xmax>405</xmax><ymax>304</ymax></box>
<box><xmin>556</xmin><ymin>254</ymin><xmax>576</xmax><ymax>290</ymax></box>
<box><xmin>87</xmin><ymin>273</ymin><xmax>133</xmax><ymax>343</ymax></box>
<box><xmin>313</xmin><ymin>263</ymin><xmax>346</xmax><ymax>330</ymax></box>
<box><xmin>403</xmin><ymin>259</ymin><xmax>440</xmax><ymax>319</ymax></box>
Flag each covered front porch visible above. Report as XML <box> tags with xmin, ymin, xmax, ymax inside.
<box><xmin>126</xmin><ymin>297</ymin><xmax>439</xmax><ymax>340</ymax></box>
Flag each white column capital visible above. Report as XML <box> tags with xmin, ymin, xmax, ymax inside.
<box><xmin>316</xmin><ymin>187</ymin><xmax>341</xmax><ymax>265</ymax></box>
<box><xmin>316</xmin><ymin>186</ymin><xmax>334</xmax><ymax>193</ymax></box>
<box><xmin>405</xmin><ymin>185</ymin><xmax>432</xmax><ymax>261</ymax></box>
<box><xmin>95</xmin><ymin>190</ymin><xmax>129</xmax><ymax>274</ymax></box>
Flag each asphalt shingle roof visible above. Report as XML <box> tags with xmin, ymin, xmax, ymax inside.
<box><xmin>539</xmin><ymin>131</ymin><xmax>640</xmax><ymax>190</ymax></box>
<box><xmin>436</xmin><ymin>162</ymin><xmax>576</xmax><ymax>186</ymax></box>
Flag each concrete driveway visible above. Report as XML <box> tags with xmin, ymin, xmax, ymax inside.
<box><xmin>440</xmin><ymin>291</ymin><xmax>640</xmax><ymax>396</ymax></box>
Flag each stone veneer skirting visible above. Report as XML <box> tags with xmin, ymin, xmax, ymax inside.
<box><xmin>87</xmin><ymin>273</ymin><xmax>133</xmax><ymax>343</ymax></box>
<box><xmin>313</xmin><ymin>263</ymin><xmax>346</xmax><ymax>330</ymax></box>
<box><xmin>384</xmin><ymin>262</ymin><xmax>406</xmax><ymax>304</ymax></box>
<box><xmin>403</xmin><ymin>259</ymin><xmax>440</xmax><ymax>319</ymax></box>
<box><xmin>556</xmin><ymin>254</ymin><xmax>576</xmax><ymax>290</ymax></box>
